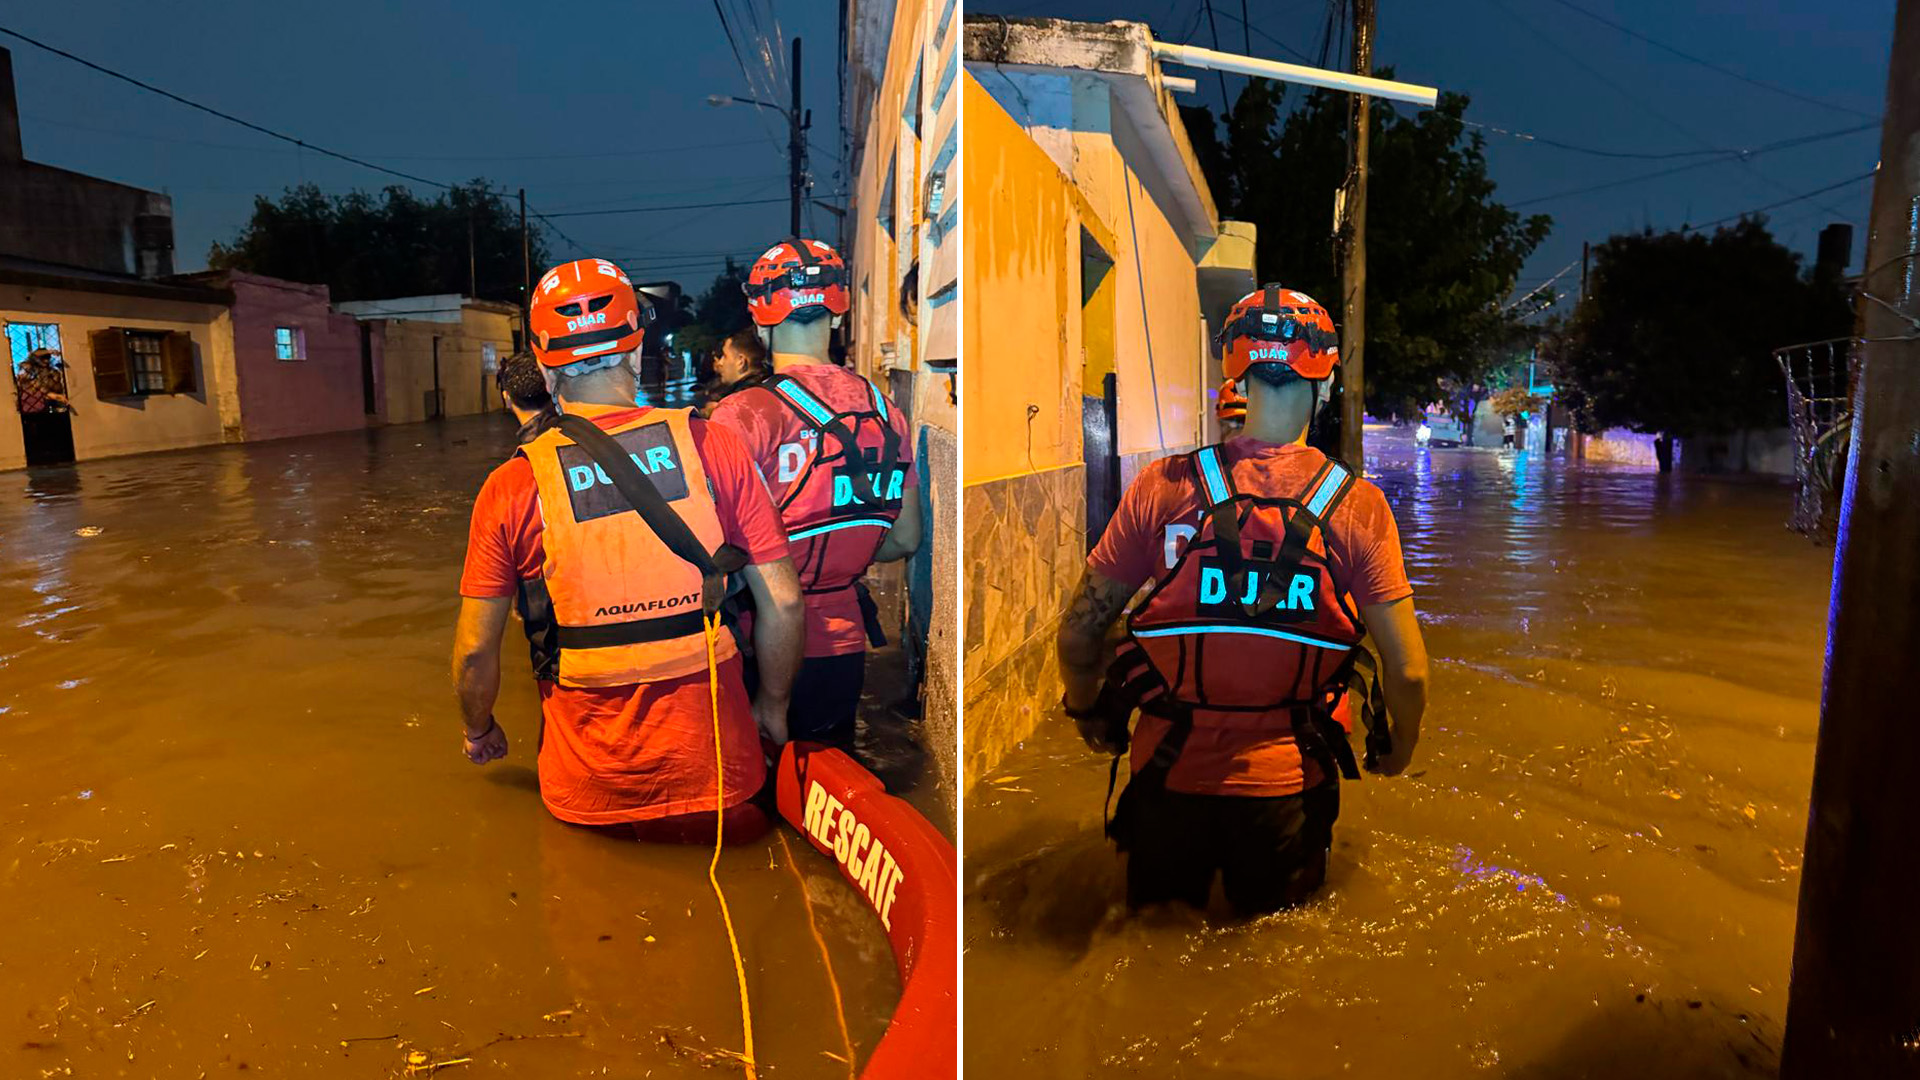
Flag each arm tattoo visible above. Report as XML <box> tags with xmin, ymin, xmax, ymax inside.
<box><xmin>1062</xmin><ymin>572</ymin><xmax>1135</xmax><ymax>639</ymax></box>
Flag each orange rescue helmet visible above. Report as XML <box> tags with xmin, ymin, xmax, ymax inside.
<box><xmin>1217</xmin><ymin>378</ymin><xmax>1247</xmax><ymax>425</ymax></box>
<box><xmin>529</xmin><ymin>257</ymin><xmax>650</xmax><ymax>368</ymax></box>
<box><xmin>1217</xmin><ymin>284</ymin><xmax>1339</xmax><ymax>382</ymax></box>
<box><xmin>744</xmin><ymin>238</ymin><xmax>851</xmax><ymax>326</ymax></box>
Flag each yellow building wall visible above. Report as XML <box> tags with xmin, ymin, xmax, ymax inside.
<box><xmin>378</xmin><ymin>309</ymin><xmax>515</xmax><ymax>426</ymax></box>
<box><xmin>961</xmin><ymin>74</ymin><xmax>1093</xmax><ymax>788</ymax></box>
<box><xmin>1</xmin><ymin>285</ymin><xmax>230</xmax><ymax>470</ymax></box>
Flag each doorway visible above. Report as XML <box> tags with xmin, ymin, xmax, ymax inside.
<box><xmin>6</xmin><ymin>322</ymin><xmax>76</xmax><ymax>467</ymax></box>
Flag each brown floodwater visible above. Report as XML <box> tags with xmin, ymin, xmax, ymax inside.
<box><xmin>966</xmin><ymin>426</ymin><xmax>1828</xmax><ymax>1079</ymax></box>
<box><xmin>0</xmin><ymin>402</ymin><xmax>946</xmax><ymax>1078</ymax></box>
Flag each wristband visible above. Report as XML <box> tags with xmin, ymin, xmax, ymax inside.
<box><xmin>464</xmin><ymin>716</ymin><xmax>498</xmax><ymax>741</ymax></box>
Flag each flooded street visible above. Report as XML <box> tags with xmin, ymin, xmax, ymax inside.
<box><xmin>966</xmin><ymin>426</ymin><xmax>1827</xmax><ymax>1079</ymax></box>
<box><xmin>0</xmin><ymin>402</ymin><xmax>939</xmax><ymax>1077</ymax></box>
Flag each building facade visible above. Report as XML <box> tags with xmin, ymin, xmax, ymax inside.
<box><xmin>335</xmin><ymin>296</ymin><xmax>519</xmax><ymax>425</ymax></box>
<box><xmin>960</xmin><ymin>17</ymin><xmax>1256</xmax><ymax>787</ymax></box>
<box><xmin>845</xmin><ymin>0</ymin><xmax>961</xmax><ymax>799</ymax></box>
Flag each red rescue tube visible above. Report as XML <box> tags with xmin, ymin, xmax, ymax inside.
<box><xmin>774</xmin><ymin>742</ymin><xmax>956</xmax><ymax>1080</ymax></box>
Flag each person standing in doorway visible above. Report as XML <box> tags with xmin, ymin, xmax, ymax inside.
<box><xmin>709</xmin><ymin>238</ymin><xmax>922</xmax><ymax>747</ymax></box>
<box><xmin>14</xmin><ymin>348</ymin><xmax>75</xmax><ymax>466</ymax></box>
<box><xmin>1057</xmin><ymin>285</ymin><xmax>1429</xmax><ymax>916</ymax></box>
<box><xmin>452</xmin><ymin>257</ymin><xmax>805</xmax><ymax>843</ymax></box>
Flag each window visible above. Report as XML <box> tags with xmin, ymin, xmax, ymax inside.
<box><xmin>128</xmin><ymin>332</ymin><xmax>167</xmax><ymax>392</ymax></box>
<box><xmin>88</xmin><ymin>328</ymin><xmax>196</xmax><ymax>398</ymax></box>
<box><xmin>274</xmin><ymin>326</ymin><xmax>306</xmax><ymax>361</ymax></box>
<box><xmin>4</xmin><ymin>322</ymin><xmax>62</xmax><ymax>376</ymax></box>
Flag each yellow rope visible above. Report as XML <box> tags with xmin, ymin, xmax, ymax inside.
<box><xmin>706</xmin><ymin>612</ymin><xmax>756</xmax><ymax>1078</ymax></box>
<box><xmin>778</xmin><ymin>831</ymin><xmax>857</xmax><ymax>1079</ymax></box>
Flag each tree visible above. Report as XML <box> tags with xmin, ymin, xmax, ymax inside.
<box><xmin>208</xmin><ymin>181</ymin><xmax>546</xmax><ymax>305</ymax></box>
<box><xmin>1187</xmin><ymin>80</ymin><xmax>1552</xmax><ymax>420</ymax></box>
<box><xmin>672</xmin><ymin>259</ymin><xmax>752</xmax><ymax>361</ymax></box>
<box><xmin>1545</xmin><ymin>218</ymin><xmax>1852</xmax><ymax>469</ymax></box>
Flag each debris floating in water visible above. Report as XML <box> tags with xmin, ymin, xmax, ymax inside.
<box><xmin>74</xmin><ymin>526</ymin><xmax>102</xmax><ymax>537</ymax></box>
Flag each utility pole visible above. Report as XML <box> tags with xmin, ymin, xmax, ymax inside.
<box><xmin>467</xmin><ymin>211</ymin><xmax>477</xmax><ymax>299</ymax></box>
<box><xmin>789</xmin><ymin>37</ymin><xmax>807</xmax><ymax>237</ymax></box>
<box><xmin>1781</xmin><ymin>0</ymin><xmax>1920</xmax><ymax>1073</ymax></box>
<box><xmin>518</xmin><ymin>188</ymin><xmax>530</xmax><ymax>332</ymax></box>
<box><xmin>1338</xmin><ymin>0</ymin><xmax>1374</xmax><ymax>468</ymax></box>
<box><xmin>1580</xmin><ymin>240</ymin><xmax>1589</xmax><ymax>303</ymax></box>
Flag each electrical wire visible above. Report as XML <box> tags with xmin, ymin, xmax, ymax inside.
<box><xmin>1678</xmin><ymin>170</ymin><xmax>1878</xmax><ymax>234</ymax></box>
<box><xmin>0</xmin><ymin>24</ymin><xmax>454</xmax><ymax>191</ymax></box>
<box><xmin>1540</xmin><ymin>0</ymin><xmax>1879</xmax><ymax>121</ymax></box>
<box><xmin>541</xmin><ymin>194</ymin><xmax>842</xmax><ymax>220</ymax></box>
<box><xmin>1507</xmin><ymin>122</ymin><xmax>1877</xmax><ymax>207</ymax></box>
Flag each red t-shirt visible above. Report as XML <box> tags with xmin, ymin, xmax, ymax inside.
<box><xmin>459</xmin><ymin>405</ymin><xmax>791</xmax><ymax>826</ymax></box>
<box><xmin>709</xmin><ymin>364</ymin><xmax>918</xmax><ymax>657</ymax></box>
<box><xmin>1089</xmin><ymin>437</ymin><xmax>1413</xmax><ymax>797</ymax></box>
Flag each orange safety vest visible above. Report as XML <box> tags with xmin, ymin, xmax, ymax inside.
<box><xmin>517</xmin><ymin>408</ymin><xmax>738</xmax><ymax>687</ymax></box>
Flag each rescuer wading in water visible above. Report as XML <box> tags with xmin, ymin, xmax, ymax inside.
<box><xmin>496</xmin><ymin>349</ymin><xmax>556</xmax><ymax>445</ymax></box>
<box><xmin>1058</xmin><ymin>285</ymin><xmax>1430</xmax><ymax>915</ymax></box>
<box><xmin>709</xmin><ymin>238</ymin><xmax>921</xmax><ymax>746</ymax></box>
<box><xmin>452</xmin><ymin>257</ymin><xmax>805</xmax><ymax>842</ymax></box>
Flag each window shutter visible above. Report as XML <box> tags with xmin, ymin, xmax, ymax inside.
<box><xmin>162</xmin><ymin>331</ymin><xmax>196</xmax><ymax>394</ymax></box>
<box><xmin>89</xmin><ymin>328</ymin><xmax>132</xmax><ymax>398</ymax></box>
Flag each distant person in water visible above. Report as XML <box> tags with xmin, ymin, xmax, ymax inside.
<box><xmin>496</xmin><ymin>351</ymin><xmax>555</xmax><ymax>444</ymax></box>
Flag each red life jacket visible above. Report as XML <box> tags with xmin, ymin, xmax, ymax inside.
<box><xmin>758</xmin><ymin>372</ymin><xmax>907</xmax><ymax>596</ymax></box>
<box><xmin>1123</xmin><ymin>445</ymin><xmax>1367</xmax><ymax>774</ymax></box>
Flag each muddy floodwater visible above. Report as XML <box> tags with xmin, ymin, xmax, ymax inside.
<box><xmin>967</xmin><ymin>426</ymin><xmax>1827</xmax><ymax>1079</ymax></box>
<box><xmin>1</xmin><ymin>390</ymin><xmax>942</xmax><ymax>1077</ymax></box>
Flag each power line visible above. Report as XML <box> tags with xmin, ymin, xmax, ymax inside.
<box><xmin>0</xmin><ymin>24</ymin><xmax>454</xmax><ymax>191</ymax></box>
<box><xmin>541</xmin><ymin>193</ymin><xmax>845</xmax><ymax>219</ymax></box>
<box><xmin>1679</xmin><ymin>169</ymin><xmax>1878</xmax><ymax>234</ymax></box>
<box><xmin>1507</xmin><ymin>121</ymin><xmax>1878</xmax><ymax>207</ymax></box>
<box><xmin>1540</xmin><ymin>0</ymin><xmax>1879</xmax><ymax>121</ymax></box>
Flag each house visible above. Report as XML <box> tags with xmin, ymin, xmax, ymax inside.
<box><xmin>334</xmin><ymin>295</ymin><xmax>520</xmax><ymax>425</ymax></box>
<box><xmin>958</xmin><ymin>16</ymin><xmax>1257</xmax><ymax>784</ymax></box>
<box><xmin>845</xmin><ymin>0</ymin><xmax>961</xmax><ymax>798</ymax></box>
<box><xmin>179</xmin><ymin>270</ymin><xmax>387</xmax><ymax>443</ymax></box>
<box><xmin>0</xmin><ymin>45</ymin><xmax>236</xmax><ymax>469</ymax></box>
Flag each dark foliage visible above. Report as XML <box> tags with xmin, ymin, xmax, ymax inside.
<box><xmin>1545</xmin><ymin>218</ymin><xmax>1853</xmax><ymax>438</ymax></box>
<box><xmin>1187</xmin><ymin>80</ymin><xmax>1552</xmax><ymax>418</ymax></box>
<box><xmin>208</xmin><ymin>181</ymin><xmax>548</xmax><ymax>306</ymax></box>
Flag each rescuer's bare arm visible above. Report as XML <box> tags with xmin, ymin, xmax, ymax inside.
<box><xmin>741</xmin><ymin>556</ymin><xmax>804</xmax><ymax>744</ymax></box>
<box><xmin>452</xmin><ymin>596</ymin><xmax>513</xmax><ymax>764</ymax></box>
<box><xmin>1362</xmin><ymin>596</ymin><xmax>1429</xmax><ymax>775</ymax></box>
<box><xmin>873</xmin><ymin>483</ymin><xmax>923</xmax><ymax>563</ymax></box>
<box><xmin>1056</xmin><ymin>569</ymin><xmax>1139</xmax><ymax>713</ymax></box>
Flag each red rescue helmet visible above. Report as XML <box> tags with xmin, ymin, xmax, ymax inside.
<box><xmin>744</xmin><ymin>238</ymin><xmax>851</xmax><ymax>326</ymax></box>
<box><xmin>1217</xmin><ymin>285</ymin><xmax>1339</xmax><ymax>382</ymax></box>
<box><xmin>1217</xmin><ymin>378</ymin><xmax>1247</xmax><ymax>425</ymax></box>
<box><xmin>529</xmin><ymin>258</ymin><xmax>650</xmax><ymax>368</ymax></box>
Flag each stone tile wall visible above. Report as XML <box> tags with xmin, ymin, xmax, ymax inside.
<box><xmin>962</xmin><ymin>464</ymin><xmax>1086</xmax><ymax>788</ymax></box>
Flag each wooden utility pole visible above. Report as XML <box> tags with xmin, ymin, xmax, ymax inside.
<box><xmin>1580</xmin><ymin>240</ymin><xmax>1590</xmax><ymax>302</ymax></box>
<box><xmin>518</xmin><ymin>188</ymin><xmax>530</xmax><ymax>330</ymax></box>
<box><xmin>467</xmin><ymin>211</ymin><xmax>477</xmax><ymax>299</ymax></box>
<box><xmin>1338</xmin><ymin>0</ymin><xmax>1374</xmax><ymax>467</ymax></box>
<box><xmin>1781</xmin><ymin>0</ymin><xmax>1920</xmax><ymax>1073</ymax></box>
<box><xmin>789</xmin><ymin>37</ymin><xmax>806</xmax><ymax>237</ymax></box>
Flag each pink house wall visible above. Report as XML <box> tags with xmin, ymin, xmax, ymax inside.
<box><xmin>225</xmin><ymin>272</ymin><xmax>382</xmax><ymax>441</ymax></box>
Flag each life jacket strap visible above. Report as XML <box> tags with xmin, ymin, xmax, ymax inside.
<box><xmin>557</xmin><ymin>609</ymin><xmax>712</xmax><ymax>649</ymax></box>
<box><xmin>763</xmin><ymin>373</ymin><xmax>904</xmax><ymax>513</ymax></box>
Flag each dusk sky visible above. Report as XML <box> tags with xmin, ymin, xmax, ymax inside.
<box><xmin>984</xmin><ymin>0</ymin><xmax>1894</xmax><ymax>311</ymax></box>
<box><xmin>2</xmin><ymin>1</ymin><xmax>845</xmax><ymax>297</ymax></box>
<box><xmin>2</xmin><ymin>2</ymin><xmax>1896</xmax><ymax>315</ymax></box>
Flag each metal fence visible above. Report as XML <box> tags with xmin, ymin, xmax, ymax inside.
<box><xmin>1775</xmin><ymin>337</ymin><xmax>1860</xmax><ymax>543</ymax></box>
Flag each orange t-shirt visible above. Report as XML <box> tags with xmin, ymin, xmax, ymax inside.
<box><xmin>459</xmin><ymin>405</ymin><xmax>791</xmax><ymax>825</ymax></box>
<box><xmin>709</xmin><ymin>364</ymin><xmax>918</xmax><ymax>657</ymax></box>
<box><xmin>1088</xmin><ymin>437</ymin><xmax>1412</xmax><ymax>797</ymax></box>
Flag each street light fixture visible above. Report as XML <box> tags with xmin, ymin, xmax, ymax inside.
<box><xmin>705</xmin><ymin>38</ymin><xmax>811</xmax><ymax>236</ymax></box>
